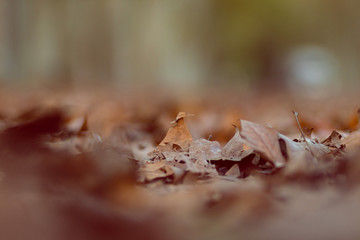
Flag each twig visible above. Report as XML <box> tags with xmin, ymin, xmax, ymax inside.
<box><xmin>292</xmin><ymin>111</ymin><xmax>317</xmax><ymax>163</ymax></box>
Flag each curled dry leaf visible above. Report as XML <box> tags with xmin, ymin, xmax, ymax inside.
<box><xmin>322</xmin><ymin>130</ymin><xmax>345</xmax><ymax>149</ymax></box>
<box><xmin>148</xmin><ymin>112</ymin><xmax>194</xmax><ymax>160</ymax></box>
<box><xmin>278</xmin><ymin>134</ymin><xmax>308</xmax><ymax>162</ymax></box>
<box><xmin>281</xmin><ymin>134</ymin><xmax>330</xmax><ymax>160</ymax></box>
<box><xmin>148</xmin><ymin>115</ymin><xmax>336</xmax><ymax>180</ymax></box>
<box><xmin>239</xmin><ymin>120</ymin><xmax>286</xmax><ymax>168</ymax></box>
<box><xmin>279</xmin><ymin>133</ymin><xmax>332</xmax><ymax>175</ymax></box>
<box><xmin>159</xmin><ymin>112</ymin><xmax>194</xmax><ymax>149</ymax></box>
<box><xmin>305</xmin><ymin>139</ymin><xmax>331</xmax><ymax>158</ymax></box>
<box><xmin>170</xmin><ymin>112</ymin><xmax>195</xmax><ymax>124</ymax></box>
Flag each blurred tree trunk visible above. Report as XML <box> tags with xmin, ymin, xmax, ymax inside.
<box><xmin>0</xmin><ymin>0</ymin><xmax>20</xmax><ymax>81</ymax></box>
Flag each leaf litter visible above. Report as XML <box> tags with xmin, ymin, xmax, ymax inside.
<box><xmin>0</xmin><ymin>87</ymin><xmax>360</xmax><ymax>240</ymax></box>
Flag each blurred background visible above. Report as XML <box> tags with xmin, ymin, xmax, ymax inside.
<box><xmin>0</xmin><ymin>0</ymin><xmax>359</xmax><ymax>91</ymax></box>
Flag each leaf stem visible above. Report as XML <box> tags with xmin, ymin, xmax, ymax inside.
<box><xmin>292</xmin><ymin>111</ymin><xmax>317</xmax><ymax>163</ymax></box>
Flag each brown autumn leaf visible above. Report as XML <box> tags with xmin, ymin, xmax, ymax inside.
<box><xmin>239</xmin><ymin>120</ymin><xmax>286</xmax><ymax>168</ymax></box>
<box><xmin>159</xmin><ymin>112</ymin><xmax>194</xmax><ymax>149</ymax></box>
<box><xmin>221</xmin><ymin>127</ymin><xmax>252</xmax><ymax>161</ymax></box>
<box><xmin>278</xmin><ymin>132</ymin><xmax>334</xmax><ymax>176</ymax></box>
<box><xmin>138</xmin><ymin>161</ymin><xmax>175</xmax><ymax>182</ymax></box>
<box><xmin>148</xmin><ymin>113</ymin><xmax>257</xmax><ymax>176</ymax></box>
<box><xmin>322</xmin><ymin>130</ymin><xmax>345</xmax><ymax>149</ymax></box>
<box><xmin>147</xmin><ymin>112</ymin><xmax>218</xmax><ymax>175</ymax></box>
<box><xmin>188</xmin><ymin>139</ymin><xmax>219</xmax><ymax>174</ymax></box>
<box><xmin>150</xmin><ymin>140</ymin><xmax>218</xmax><ymax>175</ymax></box>
<box><xmin>148</xmin><ymin>112</ymin><xmax>194</xmax><ymax>160</ymax></box>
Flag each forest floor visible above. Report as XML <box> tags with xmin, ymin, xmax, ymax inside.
<box><xmin>0</xmin><ymin>84</ymin><xmax>359</xmax><ymax>240</ymax></box>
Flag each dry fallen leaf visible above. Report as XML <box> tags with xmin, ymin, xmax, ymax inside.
<box><xmin>147</xmin><ymin>112</ymin><xmax>219</xmax><ymax>176</ymax></box>
<box><xmin>159</xmin><ymin>112</ymin><xmax>194</xmax><ymax>149</ymax></box>
<box><xmin>239</xmin><ymin>120</ymin><xmax>286</xmax><ymax>168</ymax></box>
<box><xmin>148</xmin><ymin>112</ymin><xmax>194</xmax><ymax>160</ymax></box>
<box><xmin>138</xmin><ymin>161</ymin><xmax>175</xmax><ymax>182</ymax></box>
<box><xmin>322</xmin><ymin>130</ymin><xmax>345</xmax><ymax>149</ymax></box>
<box><xmin>221</xmin><ymin>127</ymin><xmax>252</xmax><ymax>161</ymax></box>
